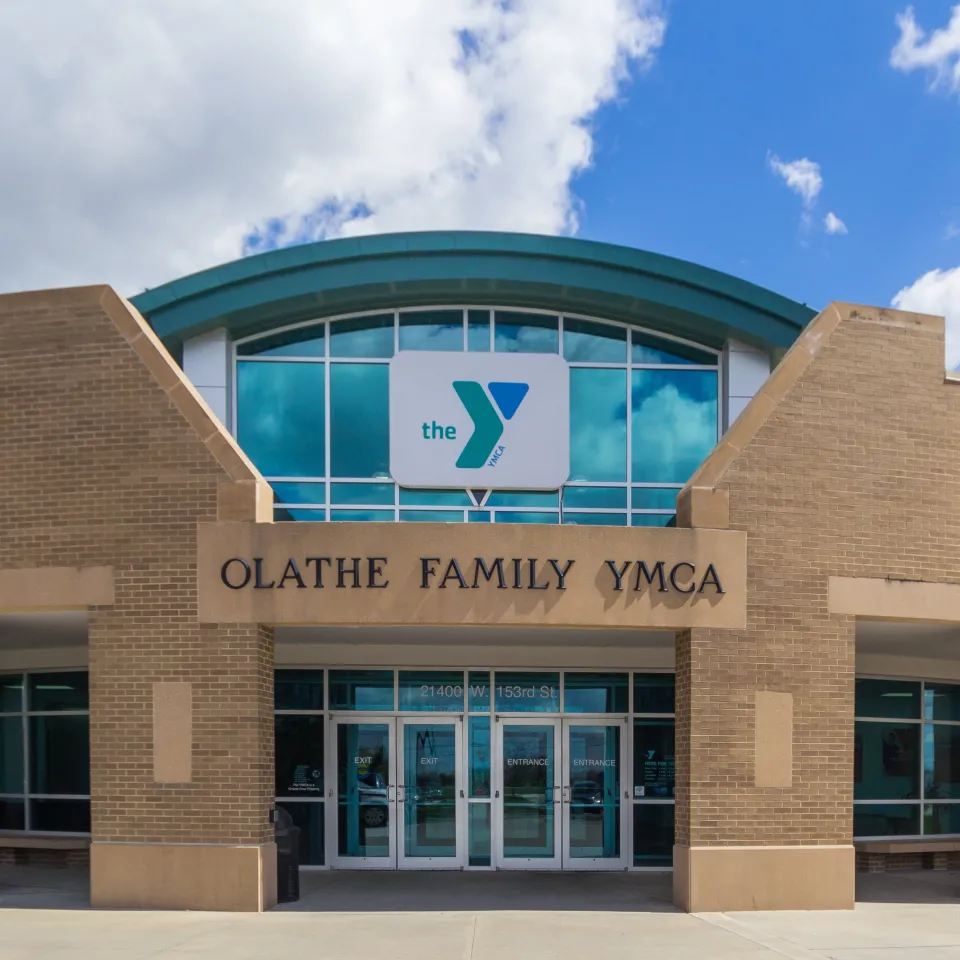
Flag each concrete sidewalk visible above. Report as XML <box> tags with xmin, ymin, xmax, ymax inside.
<box><xmin>2</xmin><ymin>866</ymin><xmax>960</xmax><ymax>959</ymax></box>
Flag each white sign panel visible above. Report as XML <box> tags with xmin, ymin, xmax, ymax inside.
<box><xmin>389</xmin><ymin>352</ymin><xmax>570</xmax><ymax>489</ymax></box>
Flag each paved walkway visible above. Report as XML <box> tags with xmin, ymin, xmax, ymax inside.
<box><xmin>2</xmin><ymin>865</ymin><xmax>960</xmax><ymax>959</ymax></box>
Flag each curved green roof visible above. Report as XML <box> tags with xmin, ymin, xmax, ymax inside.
<box><xmin>131</xmin><ymin>231</ymin><xmax>815</xmax><ymax>352</ymax></box>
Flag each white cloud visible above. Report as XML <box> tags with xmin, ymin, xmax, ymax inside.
<box><xmin>0</xmin><ymin>0</ymin><xmax>666</xmax><ymax>295</ymax></box>
<box><xmin>892</xmin><ymin>266</ymin><xmax>960</xmax><ymax>368</ymax></box>
<box><xmin>768</xmin><ymin>155</ymin><xmax>823</xmax><ymax>207</ymax></box>
<box><xmin>824</xmin><ymin>211</ymin><xmax>848</xmax><ymax>235</ymax></box>
<box><xmin>891</xmin><ymin>5</ymin><xmax>960</xmax><ymax>91</ymax></box>
<box><xmin>945</xmin><ymin>222</ymin><xmax>960</xmax><ymax>240</ymax></box>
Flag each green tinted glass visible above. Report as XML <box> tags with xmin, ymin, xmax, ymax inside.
<box><xmin>570</xmin><ymin>368</ymin><xmax>626</xmax><ymax>482</ymax></box>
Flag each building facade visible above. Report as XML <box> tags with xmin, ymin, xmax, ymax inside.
<box><xmin>0</xmin><ymin>233</ymin><xmax>957</xmax><ymax>912</ymax></box>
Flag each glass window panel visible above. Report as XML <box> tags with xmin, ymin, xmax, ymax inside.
<box><xmin>330</xmin><ymin>510</ymin><xmax>394</xmax><ymax>522</ymax></box>
<box><xmin>330</xmin><ymin>363</ymin><xmax>389</xmax><ymax>477</ymax></box>
<box><xmin>494</xmin><ymin>512</ymin><xmax>558</xmax><ymax>524</ymax></box>
<box><xmin>494</xmin><ymin>311</ymin><xmax>558</xmax><ymax>354</ymax></box>
<box><xmin>633</xmin><ymin>721</ymin><xmax>675</xmax><ymax>798</ymax></box>
<box><xmin>632</xmin><ymin>488</ymin><xmax>681</xmax><ymax>510</ymax></box>
<box><xmin>855</xmin><ymin>679</ymin><xmax>922</xmax><ymax>719</ymax></box>
<box><xmin>0</xmin><ymin>674</ymin><xmax>22</xmax><ymax>712</ymax></box>
<box><xmin>30</xmin><ymin>715</ymin><xmax>90</xmax><ymax>795</ymax></box>
<box><xmin>924</xmin><ymin>724</ymin><xmax>960</xmax><ymax>800</ymax></box>
<box><xmin>468</xmin><ymin>310</ymin><xmax>491</xmax><ymax>352</ymax></box>
<box><xmin>469</xmin><ymin>716</ymin><xmax>491</xmax><ymax>798</ymax></box>
<box><xmin>0</xmin><ymin>799</ymin><xmax>24</xmax><ymax>831</ymax></box>
<box><xmin>564</xmin><ymin>673</ymin><xmax>629</xmax><ymax>713</ymax></box>
<box><xmin>563</xmin><ymin>513</ymin><xmax>626</xmax><ymax>527</ymax></box>
<box><xmin>853</xmin><ymin>803</ymin><xmax>920</xmax><ymax>838</ymax></box>
<box><xmin>570</xmin><ymin>368</ymin><xmax>626</xmax><ymax>482</ymax></box>
<box><xmin>631</xmin><ymin>331</ymin><xmax>717</xmax><ymax>366</ymax></box>
<box><xmin>0</xmin><ymin>717</ymin><xmax>23</xmax><ymax>793</ymax></box>
<box><xmin>274</xmin><ymin>670</ymin><xmax>324</xmax><ymax>711</ymax></box>
<box><xmin>563</xmin><ymin>487</ymin><xmax>627</xmax><ymax>509</ymax></box>
<box><xmin>486</xmin><ymin>491</ymin><xmax>559</xmax><ymax>507</ymax></box>
<box><xmin>336</xmin><ymin>722</ymin><xmax>391</xmax><ymax>857</ymax></box>
<box><xmin>28</xmin><ymin>673</ymin><xmax>88</xmax><ymax>712</ymax></box>
<box><xmin>469</xmin><ymin>672</ymin><xmax>491</xmax><ymax>711</ymax></box>
<box><xmin>237</xmin><ymin>327</ymin><xmax>325</xmax><ymax>357</ymax></box>
<box><xmin>398</xmin><ymin>671</ymin><xmax>465</xmax><ymax>712</ymax></box>
<box><xmin>271</xmin><ymin>482</ymin><xmax>326</xmax><ymax>505</ymax></box>
<box><xmin>468</xmin><ymin>511</ymin><xmax>491</xmax><ymax>522</ymax></box>
<box><xmin>633</xmin><ymin>803</ymin><xmax>674</xmax><ymax>866</ymax></box>
<box><xmin>330</xmin><ymin>482</ymin><xmax>394</xmax><ymax>505</ymax></box>
<box><xmin>494</xmin><ymin>672</ymin><xmax>560</xmax><ymax>712</ymax></box>
<box><xmin>631</xmin><ymin>514</ymin><xmax>675</xmax><ymax>527</ymax></box>
<box><xmin>329</xmin><ymin>314</ymin><xmax>394</xmax><ymax>358</ymax></box>
<box><xmin>329</xmin><ymin>670</ymin><xmax>395</xmax><ymax>711</ymax></box>
<box><xmin>854</xmin><ymin>721</ymin><xmax>921</xmax><ymax>800</ymax></box>
<box><xmin>275</xmin><ymin>508</ymin><xmax>327</xmax><ymax>522</ymax></box>
<box><xmin>30</xmin><ymin>799</ymin><xmax>90</xmax><ymax>833</ymax></box>
<box><xmin>400</xmin><ymin>488</ymin><xmax>472</xmax><ymax>506</ymax></box>
<box><xmin>399</xmin><ymin>310</ymin><xmax>464</xmax><ymax>352</ymax></box>
<box><xmin>468</xmin><ymin>802</ymin><xmax>492</xmax><ymax>866</ymax></box>
<box><xmin>924</xmin><ymin>682</ymin><xmax>960</xmax><ymax>722</ymax></box>
<box><xmin>277</xmin><ymin>801</ymin><xmax>325</xmax><ymax>865</ymax></box>
<box><xmin>924</xmin><ymin>804</ymin><xmax>960</xmax><ymax>836</ymax></box>
<box><xmin>237</xmin><ymin>361</ymin><xmax>325</xmax><ymax>478</ymax></box>
<box><xmin>275</xmin><ymin>716</ymin><xmax>324</xmax><ymax>796</ymax></box>
<box><xmin>564</xmin><ymin>318</ymin><xmax>627</xmax><ymax>363</ymax></box>
<box><xmin>400</xmin><ymin>510</ymin><xmax>464</xmax><ymax>523</ymax></box>
<box><xmin>634</xmin><ymin>674</ymin><xmax>676</xmax><ymax>715</ymax></box>
<box><xmin>631</xmin><ymin>370</ymin><xmax>718</xmax><ymax>484</ymax></box>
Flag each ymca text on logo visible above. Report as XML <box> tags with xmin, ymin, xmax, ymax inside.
<box><xmin>420</xmin><ymin>380</ymin><xmax>529</xmax><ymax>469</ymax></box>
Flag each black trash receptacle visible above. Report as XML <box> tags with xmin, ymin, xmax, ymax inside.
<box><xmin>275</xmin><ymin>808</ymin><xmax>301</xmax><ymax>903</ymax></box>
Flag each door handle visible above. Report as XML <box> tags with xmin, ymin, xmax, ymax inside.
<box><xmin>387</xmin><ymin>784</ymin><xmax>395</xmax><ymax>802</ymax></box>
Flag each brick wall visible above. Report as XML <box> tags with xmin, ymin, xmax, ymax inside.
<box><xmin>677</xmin><ymin>304</ymin><xmax>956</xmax><ymax>848</ymax></box>
<box><xmin>0</xmin><ymin>287</ymin><xmax>274</xmax><ymax>847</ymax></box>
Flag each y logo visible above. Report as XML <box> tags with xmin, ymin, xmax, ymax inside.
<box><xmin>452</xmin><ymin>381</ymin><xmax>529</xmax><ymax>468</ymax></box>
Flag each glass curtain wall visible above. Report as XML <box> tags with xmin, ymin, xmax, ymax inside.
<box><xmin>273</xmin><ymin>668</ymin><xmax>675</xmax><ymax>868</ymax></box>
<box><xmin>854</xmin><ymin>677</ymin><xmax>960</xmax><ymax>837</ymax></box>
<box><xmin>235</xmin><ymin>308</ymin><xmax>720</xmax><ymax>526</ymax></box>
<box><xmin>0</xmin><ymin>672</ymin><xmax>90</xmax><ymax>833</ymax></box>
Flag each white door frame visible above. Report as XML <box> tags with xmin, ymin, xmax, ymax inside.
<box><xmin>329</xmin><ymin>715</ymin><xmax>397</xmax><ymax>870</ymax></box>
<box><xmin>561</xmin><ymin>717</ymin><xmax>629</xmax><ymax>870</ymax></box>
<box><xmin>494</xmin><ymin>716</ymin><xmax>562</xmax><ymax>869</ymax></box>
<box><xmin>397</xmin><ymin>715</ymin><xmax>466</xmax><ymax>870</ymax></box>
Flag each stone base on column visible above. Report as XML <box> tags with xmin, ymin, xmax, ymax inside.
<box><xmin>91</xmin><ymin>841</ymin><xmax>277</xmax><ymax>912</ymax></box>
<box><xmin>673</xmin><ymin>844</ymin><xmax>855</xmax><ymax>912</ymax></box>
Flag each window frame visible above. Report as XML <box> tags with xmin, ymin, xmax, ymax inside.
<box><xmin>854</xmin><ymin>674</ymin><xmax>960</xmax><ymax>840</ymax></box>
<box><xmin>233</xmin><ymin>306</ymin><xmax>722</xmax><ymax>526</ymax></box>
<box><xmin>0</xmin><ymin>669</ymin><xmax>90</xmax><ymax>836</ymax></box>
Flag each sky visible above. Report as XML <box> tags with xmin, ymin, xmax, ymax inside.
<box><xmin>2</xmin><ymin>1</ymin><xmax>960</xmax><ymax>361</ymax></box>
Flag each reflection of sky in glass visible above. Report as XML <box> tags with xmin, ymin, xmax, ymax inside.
<box><xmin>399</xmin><ymin>310</ymin><xmax>463</xmax><ymax>351</ymax></box>
<box><xmin>631</xmin><ymin>370</ymin><xmax>718</xmax><ymax>483</ymax></box>
<box><xmin>329</xmin><ymin>315</ymin><xmax>394</xmax><ymax>358</ymax></box>
<box><xmin>570</xmin><ymin>368</ymin><xmax>626</xmax><ymax>481</ymax></box>
<box><xmin>631</xmin><ymin>332</ymin><xmax>716</xmax><ymax>366</ymax></box>
<box><xmin>330</xmin><ymin>364</ymin><xmax>389</xmax><ymax>477</ymax></box>
<box><xmin>564</xmin><ymin>319</ymin><xmax>626</xmax><ymax>363</ymax></box>
<box><xmin>563</xmin><ymin>513</ymin><xmax>626</xmax><ymax>526</ymax></box>
<box><xmin>563</xmin><ymin>486</ymin><xmax>626</xmax><ymax>508</ymax></box>
<box><xmin>272</xmin><ymin>482</ymin><xmax>325</xmax><ymax>504</ymax></box>
<box><xmin>330</xmin><ymin>482</ymin><xmax>394</xmax><ymax>504</ymax></box>
<box><xmin>237</xmin><ymin>361</ymin><xmax>324</xmax><ymax>476</ymax></box>
<box><xmin>494</xmin><ymin>311</ymin><xmax>558</xmax><ymax>353</ymax></box>
<box><xmin>468</xmin><ymin>310</ymin><xmax>491</xmax><ymax>351</ymax></box>
<box><xmin>237</xmin><ymin>329</ymin><xmax>325</xmax><ymax>357</ymax></box>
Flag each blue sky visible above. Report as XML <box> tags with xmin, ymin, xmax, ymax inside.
<box><xmin>575</xmin><ymin>0</ymin><xmax>959</xmax><ymax>313</ymax></box>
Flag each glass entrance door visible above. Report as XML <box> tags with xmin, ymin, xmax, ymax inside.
<box><xmin>331</xmin><ymin>717</ymin><xmax>396</xmax><ymax>868</ymax></box>
<box><xmin>495</xmin><ymin>719</ymin><xmax>562</xmax><ymax>868</ymax></box>
<box><xmin>562</xmin><ymin>720</ymin><xmax>626</xmax><ymax>869</ymax></box>
<box><xmin>398</xmin><ymin>717</ymin><xmax>465</xmax><ymax>868</ymax></box>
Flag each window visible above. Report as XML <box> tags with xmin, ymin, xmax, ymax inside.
<box><xmin>854</xmin><ymin>677</ymin><xmax>960</xmax><ymax>838</ymax></box>
<box><xmin>235</xmin><ymin>308</ymin><xmax>720</xmax><ymax>526</ymax></box>
<box><xmin>0</xmin><ymin>671</ymin><xmax>90</xmax><ymax>834</ymax></box>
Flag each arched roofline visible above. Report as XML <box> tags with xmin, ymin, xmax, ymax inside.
<box><xmin>131</xmin><ymin>231</ymin><xmax>815</xmax><ymax>353</ymax></box>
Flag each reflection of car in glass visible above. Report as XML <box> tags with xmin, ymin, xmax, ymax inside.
<box><xmin>571</xmin><ymin>780</ymin><xmax>603</xmax><ymax>806</ymax></box>
<box><xmin>358</xmin><ymin>772</ymin><xmax>388</xmax><ymax>827</ymax></box>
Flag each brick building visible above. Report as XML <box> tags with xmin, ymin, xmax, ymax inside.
<box><xmin>0</xmin><ymin>233</ymin><xmax>956</xmax><ymax>912</ymax></box>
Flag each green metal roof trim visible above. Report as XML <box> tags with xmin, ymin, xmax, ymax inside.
<box><xmin>130</xmin><ymin>231</ymin><xmax>816</xmax><ymax>352</ymax></box>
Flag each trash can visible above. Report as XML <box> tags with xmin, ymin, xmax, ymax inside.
<box><xmin>275</xmin><ymin>807</ymin><xmax>301</xmax><ymax>903</ymax></box>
